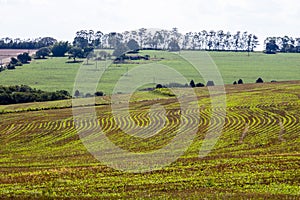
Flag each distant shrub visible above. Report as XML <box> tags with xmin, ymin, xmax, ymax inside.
<box><xmin>233</xmin><ymin>81</ymin><xmax>237</xmax><ymax>85</ymax></box>
<box><xmin>74</xmin><ymin>90</ymin><xmax>80</xmax><ymax>97</ymax></box>
<box><xmin>95</xmin><ymin>91</ymin><xmax>104</xmax><ymax>96</ymax></box>
<box><xmin>85</xmin><ymin>93</ymin><xmax>93</xmax><ymax>98</ymax></box>
<box><xmin>7</xmin><ymin>63</ymin><xmax>16</xmax><ymax>70</ymax></box>
<box><xmin>256</xmin><ymin>77</ymin><xmax>264</xmax><ymax>83</ymax></box>
<box><xmin>166</xmin><ymin>83</ymin><xmax>186</xmax><ymax>88</ymax></box>
<box><xmin>238</xmin><ymin>79</ymin><xmax>244</xmax><ymax>84</ymax></box>
<box><xmin>271</xmin><ymin>80</ymin><xmax>277</xmax><ymax>83</ymax></box>
<box><xmin>156</xmin><ymin>84</ymin><xmax>163</xmax><ymax>89</ymax></box>
<box><xmin>196</xmin><ymin>83</ymin><xmax>205</xmax><ymax>87</ymax></box>
<box><xmin>206</xmin><ymin>81</ymin><xmax>215</xmax><ymax>87</ymax></box>
<box><xmin>190</xmin><ymin>80</ymin><xmax>196</xmax><ymax>88</ymax></box>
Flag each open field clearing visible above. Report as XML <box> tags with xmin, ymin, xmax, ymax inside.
<box><xmin>0</xmin><ymin>81</ymin><xmax>299</xmax><ymax>199</ymax></box>
<box><xmin>0</xmin><ymin>51</ymin><xmax>299</xmax><ymax>94</ymax></box>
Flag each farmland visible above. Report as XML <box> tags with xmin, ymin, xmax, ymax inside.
<box><xmin>0</xmin><ymin>49</ymin><xmax>37</xmax><ymax>64</ymax></box>
<box><xmin>0</xmin><ymin>51</ymin><xmax>299</xmax><ymax>95</ymax></box>
<box><xmin>0</xmin><ymin>81</ymin><xmax>299</xmax><ymax>199</ymax></box>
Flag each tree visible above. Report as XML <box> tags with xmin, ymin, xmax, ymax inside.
<box><xmin>98</xmin><ymin>51</ymin><xmax>108</xmax><ymax>60</ymax></box>
<box><xmin>112</xmin><ymin>43</ymin><xmax>129</xmax><ymax>58</ymax></box>
<box><xmin>196</xmin><ymin>83</ymin><xmax>205</xmax><ymax>87</ymax></box>
<box><xmin>17</xmin><ymin>52</ymin><xmax>31</xmax><ymax>64</ymax></box>
<box><xmin>190</xmin><ymin>80</ymin><xmax>196</xmax><ymax>88</ymax></box>
<box><xmin>68</xmin><ymin>47</ymin><xmax>84</xmax><ymax>62</ymax></box>
<box><xmin>265</xmin><ymin>38</ymin><xmax>279</xmax><ymax>54</ymax></box>
<box><xmin>95</xmin><ymin>91</ymin><xmax>104</xmax><ymax>96</ymax></box>
<box><xmin>74</xmin><ymin>90</ymin><xmax>80</xmax><ymax>97</ymax></box>
<box><xmin>127</xmin><ymin>39</ymin><xmax>139</xmax><ymax>51</ymax></box>
<box><xmin>168</xmin><ymin>39</ymin><xmax>180</xmax><ymax>52</ymax></box>
<box><xmin>256</xmin><ymin>77</ymin><xmax>264</xmax><ymax>83</ymax></box>
<box><xmin>138</xmin><ymin>28</ymin><xmax>147</xmax><ymax>48</ymax></box>
<box><xmin>38</xmin><ymin>37</ymin><xmax>57</xmax><ymax>47</ymax></box>
<box><xmin>156</xmin><ymin>84</ymin><xmax>163</xmax><ymax>89</ymax></box>
<box><xmin>206</xmin><ymin>81</ymin><xmax>215</xmax><ymax>86</ymax></box>
<box><xmin>73</xmin><ymin>30</ymin><xmax>89</xmax><ymax>49</ymax></box>
<box><xmin>84</xmin><ymin>46</ymin><xmax>95</xmax><ymax>65</ymax></box>
<box><xmin>238</xmin><ymin>79</ymin><xmax>244</xmax><ymax>84</ymax></box>
<box><xmin>36</xmin><ymin>47</ymin><xmax>51</xmax><ymax>59</ymax></box>
<box><xmin>51</xmin><ymin>41</ymin><xmax>70</xmax><ymax>57</ymax></box>
<box><xmin>10</xmin><ymin>57</ymin><xmax>20</xmax><ymax>65</ymax></box>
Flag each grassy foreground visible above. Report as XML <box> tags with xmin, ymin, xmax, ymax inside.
<box><xmin>0</xmin><ymin>81</ymin><xmax>299</xmax><ymax>199</ymax></box>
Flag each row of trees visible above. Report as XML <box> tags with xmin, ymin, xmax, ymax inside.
<box><xmin>0</xmin><ymin>85</ymin><xmax>71</xmax><ymax>105</ymax></box>
<box><xmin>2</xmin><ymin>30</ymin><xmax>300</xmax><ymax>54</ymax></box>
<box><xmin>4</xmin><ymin>52</ymin><xmax>32</xmax><ymax>70</ymax></box>
<box><xmin>72</xmin><ymin>28</ymin><xmax>259</xmax><ymax>52</ymax></box>
<box><xmin>264</xmin><ymin>36</ymin><xmax>300</xmax><ymax>54</ymax></box>
<box><xmin>0</xmin><ymin>37</ymin><xmax>57</xmax><ymax>49</ymax></box>
<box><xmin>34</xmin><ymin>41</ymin><xmax>94</xmax><ymax>62</ymax></box>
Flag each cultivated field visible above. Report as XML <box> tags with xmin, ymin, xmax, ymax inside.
<box><xmin>0</xmin><ymin>49</ymin><xmax>36</xmax><ymax>64</ymax></box>
<box><xmin>0</xmin><ymin>51</ymin><xmax>299</xmax><ymax>94</ymax></box>
<box><xmin>0</xmin><ymin>81</ymin><xmax>299</xmax><ymax>199</ymax></box>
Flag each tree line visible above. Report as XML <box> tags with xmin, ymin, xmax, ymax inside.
<box><xmin>0</xmin><ymin>85</ymin><xmax>71</xmax><ymax>105</ymax></box>
<box><xmin>264</xmin><ymin>36</ymin><xmax>300</xmax><ymax>54</ymax></box>
<box><xmin>2</xmin><ymin>29</ymin><xmax>300</xmax><ymax>54</ymax></box>
<box><xmin>0</xmin><ymin>37</ymin><xmax>57</xmax><ymax>49</ymax></box>
<box><xmin>72</xmin><ymin>28</ymin><xmax>259</xmax><ymax>52</ymax></box>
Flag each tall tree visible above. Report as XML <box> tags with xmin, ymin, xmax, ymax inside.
<box><xmin>127</xmin><ymin>39</ymin><xmax>139</xmax><ymax>51</ymax></box>
<box><xmin>51</xmin><ymin>41</ymin><xmax>70</xmax><ymax>57</ymax></box>
<box><xmin>68</xmin><ymin>47</ymin><xmax>84</xmax><ymax>62</ymax></box>
<box><xmin>36</xmin><ymin>47</ymin><xmax>51</xmax><ymax>59</ymax></box>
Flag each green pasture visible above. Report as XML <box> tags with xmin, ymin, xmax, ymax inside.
<box><xmin>0</xmin><ymin>51</ymin><xmax>299</xmax><ymax>95</ymax></box>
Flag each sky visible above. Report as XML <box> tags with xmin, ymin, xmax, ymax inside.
<box><xmin>0</xmin><ymin>0</ymin><xmax>299</xmax><ymax>50</ymax></box>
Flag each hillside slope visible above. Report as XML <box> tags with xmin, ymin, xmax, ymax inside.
<box><xmin>0</xmin><ymin>81</ymin><xmax>299</xmax><ymax>199</ymax></box>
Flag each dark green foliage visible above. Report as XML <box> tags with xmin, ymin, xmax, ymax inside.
<box><xmin>206</xmin><ymin>81</ymin><xmax>215</xmax><ymax>86</ymax></box>
<box><xmin>73</xmin><ymin>30</ymin><xmax>103</xmax><ymax>49</ymax></box>
<box><xmin>0</xmin><ymin>85</ymin><xmax>71</xmax><ymax>105</ymax></box>
<box><xmin>7</xmin><ymin>57</ymin><xmax>22</xmax><ymax>69</ymax></box>
<box><xmin>0</xmin><ymin>37</ymin><xmax>56</xmax><ymax>49</ymax></box>
<box><xmin>265</xmin><ymin>39</ymin><xmax>279</xmax><ymax>54</ymax></box>
<box><xmin>36</xmin><ymin>47</ymin><xmax>51</xmax><ymax>59</ymax></box>
<box><xmin>196</xmin><ymin>82</ymin><xmax>205</xmax><ymax>87</ymax></box>
<box><xmin>68</xmin><ymin>47</ymin><xmax>84</xmax><ymax>62</ymax></box>
<box><xmin>95</xmin><ymin>91</ymin><xmax>104</xmax><ymax>96</ymax></box>
<box><xmin>264</xmin><ymin>36</ymin><xmax>300</xmax><ymax>53</ymax></box>
<box><xmin>256</xmin><ymin>77</ymin><xmax>264</xmax><ymax>83</ymax></box>
<box><xmin>84</xmin><ymin>47</ymin><xmax>94</xmax><ymax>56</ymax></box>
<box><xmin>156</xmin><ymin>84</ymin><xmax>163</xmax><ymax>89</ymax></box>
<box><xmin>238</xmin><ymin>79</ymin><xmax>244</xmax><ymax>84</ymax></box>
<box><xmin>74</xmin><ymin>90</ymin><xmax>80</xmax><ymax>98</ymax></box>
<box><xmin>127</xmin><ymin>39</ymin><xmax>140</xmax><ymax>51</ymax></box>
<box><xmin>168</xmin><ymin>39</ymin><xmax>180</xmax><ymax>52</ymax></box>
<box><xmin>85</xmin><ymin>93</ymin><xmax>93</xmax><ymax>98</ymax></box>
<box><xmin>113</xmin><ymin>43</ymin><xmax>129</xmax><ymax>58</ymax></box>
<box><xmin>17</xmin><ymin>52</ymin><xmax>32</xmax><ymax>64</ymax></box>
<box><xmin>10</xmin><ymin>57</ymin><xmax>22</xmax><ymax>66</ymax></box>
<box><xmin>51</xmin><ymin>41</ymin><xmax>70</xmax><ymax>57</ymax></box>
<box><xmin>190</xmin><ymin>80</ymin><xmax>196</xmax><ymax>88</ymax></box>
<box><xmin>6</xmin><ymin>64</ymin><xmax>16</xmax><ymax>70</ymax></box>
<box><xmin>233</xmin><ymin>81</ymin><xmax>237</xmax><ymax>85</ymax></box>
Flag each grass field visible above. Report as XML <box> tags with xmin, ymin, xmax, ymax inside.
<box><xmin>0</xmin><ymin>51</ymin><xmax>299</xmax><ymax>95</ymax></box>
<box><xmin>0</xmin><ymin>81</ymin><xmax>299</xmax><ymax>199</ymax></box>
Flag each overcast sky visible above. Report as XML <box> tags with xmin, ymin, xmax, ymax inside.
<box><xmin>0</xmin><ymin>0</ymin><xmax>299</xmax><ymax>49</ymax></box>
